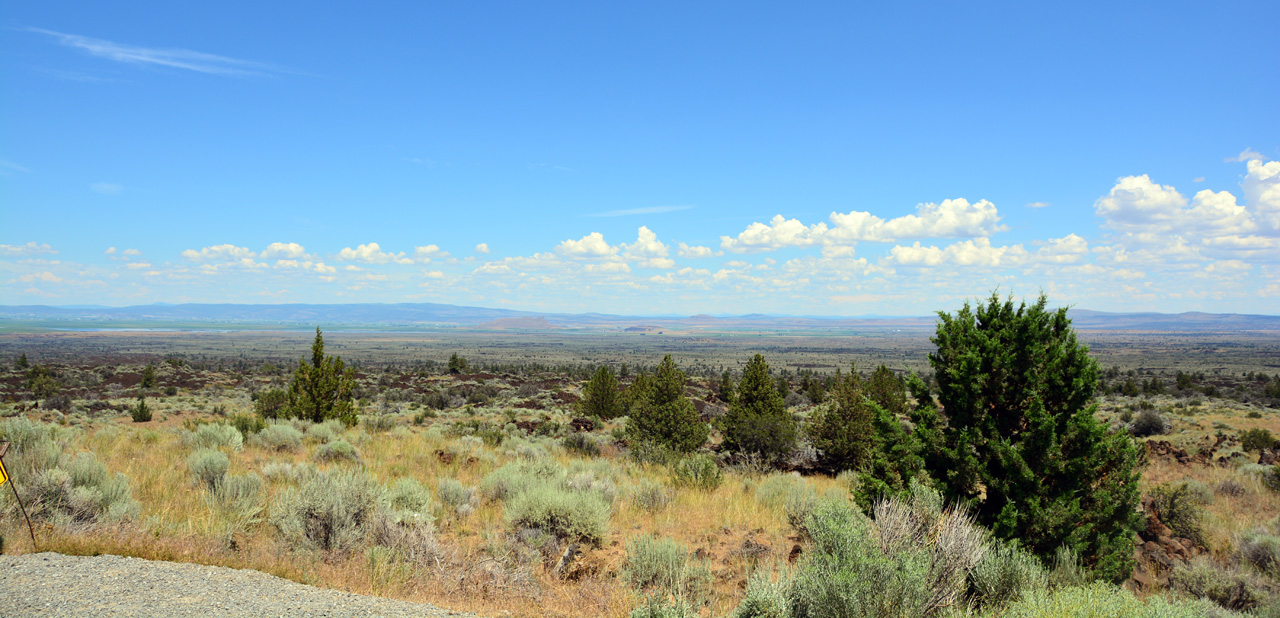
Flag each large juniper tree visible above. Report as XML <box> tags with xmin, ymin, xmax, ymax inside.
<box><xmin>289</xmin><ymin>327</ymin><xmax>358</xmax><ymax>426</ymax></box>
<box><xmin>926</xmin><ymin>293</ymin><xmax>1142</xmax><ymax>582</ymax></box>
<box><xmin>719</xmin><ymin>354</ymin><xmax>797</xmax><ymax>462</ymax></box>
<box><xmin>625</xmin><ymin>355</ymin><xmax>707</xmax><ymax>454</ymax></box>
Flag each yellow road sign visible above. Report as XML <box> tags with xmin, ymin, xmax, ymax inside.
<box><xmin>0</xmin><ymin>457</ymin><xmax>7</xmax><ymax>486</ymax></box>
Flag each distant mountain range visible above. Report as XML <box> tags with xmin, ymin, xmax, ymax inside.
<box><xmin>1</xmin><ymin>302</ymin><xmax>1278</xmax><ymax>332</ymax></box>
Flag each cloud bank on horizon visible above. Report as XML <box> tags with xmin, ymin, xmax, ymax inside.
<box><xmin>3</xmin><ymin>155</ymin><xmax>1277</xmax><ymax>316</ymax></box>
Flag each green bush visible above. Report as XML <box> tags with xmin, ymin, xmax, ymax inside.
<box><xmin>718</xmin><ymin>354</ymin><xmax>797</xmax><ymax>464</ymax></box>
<box><xmin>970</xmin><ymin>540</ymin><xmax>1047</xmax><ymax>611</ymax></box>
<box><xmin>1129</xmin><ymin>408</ymin><xmax>1169</xmax><ymax>437</ymax></box>
<box><xmin>131</xmin><ymin>396</ymin><xmax>152</xmax><ymax>423</ymax></box>
<box><xmin>385</xmin><ymin>477</ymin><xmax>434</xmax><ymax>526</ymax></box>
<box><xmin>562</xmin><ymin>432</ymin><xmax>602</xmax><ymax>457</ymax></box>
<box><xmin>253</xmin><ymin>423</ymin><xmax>304</xmax><ymax>451</ymax></box>
<box><xmin>632</xmin><ymin>481</ymin><xmax>675</xmax><ymax>513</ymax></box>
<box><xmin>1000</xmin><ymin>583</ymin><xmax>1234</xmax><ymax>618</ymax></box>
<box><xmin>187</xmin><ymin>448</ymin><xmax>230</xmax><ymax>488</ymax></box>
<box><xmin>270</xmin><ymin>467</ymin><xmax>382</xmax><ymax>553</ymax></box>
<box><xmin>789</xmin><ymin>483</ymin><xmax>988</xmax><ymax>618</ymax></box>
<box><xmin>314</xmin><ymin>439</ymin><xmax>360</xmax><ymax>463</ymax></box>
<box><xmin>729</xmin><ymin>568</ymin><xmax>793</xmax><ymax>618</ymax></box>
<box><xmin>1148</xmin><ymin>482</ymin><xmax>1207</xmax><ymax>544</ymax></box>
<box><xmin>307</xmin><ymin>421</ymin><xmax>339</xmax><ymax>443</ymax></box>
<box><xmin>363</xmin><ymin>413</ymin><xmax>396</xmax><ymax>432</ymax></box>
<box><xmin>1047</xmin><ymin>546</ymin><xmax>1094</xmax><ymax>589</ymax></box>
<box><xmin>186</xmin><ymin>423</ymin><xmax>244</xmax><ymax>451</ymax></box>
<box><xmin>483</xmin><ymin>461</ymin><xmax>557</xmax><ymax>503</ymax></box>
<box><xmin>229</xmin><ymin>413</ymin><xmax>267</xmax><ymax>438</ymax></box>
<box><xmin>436</xmin><ymin>478</ymin><xmax>477</xmax><ymax>518</ymax></box>
<box><xmin>626</xmin><ymin>355</ymin><xmax>708</xmax><ymax>454</ymax></box>
<box><xmin>253</xmin><ymin>388</ymin><xmax>291</xmax><ymax>418</ymax></box>
<box><xmin>505</xmin><ymin>483</ymin><xmax>609</xmax><ymax>547</ymax></box>
<box><xmin>629</xmin><ymin>595</ymin><xmax>697</xmax><ymax>618</ymax></box>
<box><xmin>623</xmin><ymin>536</ymin><xmax>712</xmax><ymax>600</ymax></box>
<box><xmin>1239</xmin><ymin>533</ymin><xmax>1280</xmax><ymax>577</ymax></box>
<box><xmin>1242</xmin><ymin>428</ymin><xmax>1278</xmax><ymax>452</ymax></box>
<box><xmin>669</xmin><ymin>454</ymin><xmax>722</xmax><ymax>491</ymax></box>
<box><xmin>808</xmin><ymin>369</ymin><xmax>874</xmax><ymax>473</ymax></box>
<box><xmin>579</xmin><ymin>365</ymin><xmax>624</xmax><ymax>420</ymax></box>
<box><xmin>906</xmin><ymin>294</ymin><xmax>1144</xmax><ymax>583</ymax></box>
<box><xmin>208</xmin><ymin>472</ymin><xmax>264</xmax><ymax>521</ymax></box>
<box><xmin>0</xmin><ymin>420</ymin><xmax>139</xmax><ymax>525</ymax></box>
<box><xmin>1168</xmin><ymin>558</ymin><xmax>1267</xmax><ymax>612</ymax></box>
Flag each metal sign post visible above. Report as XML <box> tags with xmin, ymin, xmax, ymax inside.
<box><xmin>0</xmin><ymin>442</ymin><xmax>38</xmax><ymax>551</ymax></box>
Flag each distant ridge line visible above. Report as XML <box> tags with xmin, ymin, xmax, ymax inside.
<box><xmin>0</xmin><ymin>302</ymin><xmax>1278</xmax><ymax>332</ymax></box>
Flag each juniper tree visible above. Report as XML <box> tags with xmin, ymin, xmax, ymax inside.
<box><xmin>625</xmin><ymin>355</ymin><xmax>707</xmax><ymax>454</ymax></box>
<box><xmin>719</xmin><ymin>354</ymin><xmax>797</xmax><ymax>462</ymax></box>
<box><xmin>289</xmin><ymin>328</ymin><xmax>358</xmax><ymax>426</ymax></box>
<box><xmin>448</xmin><ymin>353</ymin><xmax>468</xmax><ymax>374</ymax></box>
<box><xmin>924</xmin><ymin>293</ymin><xmax>1142</xmax><ymax>582</ymax></box>
<box><xmin>579</xmin><ymin>365</ymin><xmax>624</xmax><ymax>420</ymax></box>
<box><xmin>140</xmin><ymin>363</ymin><xmax>156</xmax><ymax>389</ymax></box>
<box><xmin>809</xmin><ymin>365</ymin><xmax>873</xmax><ymax>473</ymax></box>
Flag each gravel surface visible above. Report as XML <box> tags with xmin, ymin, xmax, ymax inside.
<box><xmin>0</xmin><ymin>553</ymin><xmax>481</xmax><ymax>618</ymax></box>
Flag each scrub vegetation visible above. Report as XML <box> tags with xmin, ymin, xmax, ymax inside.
<box><xmin>2</xmin><ymin>297</ymin><xmax>1280</xmax><ymax>617</ymax></box>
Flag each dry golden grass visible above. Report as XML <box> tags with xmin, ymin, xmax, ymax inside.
<box><xmin>0</xmin><ymin>412</ymin><xmax>824</xmax><ymax>618</ymax></box>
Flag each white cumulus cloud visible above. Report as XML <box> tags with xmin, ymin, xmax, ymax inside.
<box><xmin>181</xmin><ymin>244</ymin><xmax>256</xmax><ymax>261</ymax></box>
<box><xmin>261</xmin><ymin>242</ymin><xmax>309</xmax><ymax>259</ymax></box>
<box><xmin>677</xmin><ymin>242</ymin><xmax>714</xmax><ymax>258</ymax></box>
<box><xmin>337</xmin><ymin>243</ymin><xmax>413</xmax><ymax>264</ymax></box>
<box><xmin>557</xmin><ymin>232</ymin><xmax>618</xmax><ymax>258</ymax></box>
<box><xmin>0</xmin><ymin>242</ymin><xmax>57</xmax><ymax>257</ymax></box>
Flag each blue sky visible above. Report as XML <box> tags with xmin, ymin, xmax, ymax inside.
<box><xmin>2</xmin><ymin>2</ymin><xmax>1278</xmax><ymax>315</ymax></box>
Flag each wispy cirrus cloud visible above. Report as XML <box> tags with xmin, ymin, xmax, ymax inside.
<box><xmin>28</xmin><ymin>28</ymin><xmax>287</xmax><ymax>77</ymax></box>
<box><xmin>588</xmin><ymin>205</ymin><xmax>693</xmax><ymax>217</ymax></box>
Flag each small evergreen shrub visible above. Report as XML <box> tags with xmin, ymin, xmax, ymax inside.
<box><xmin>1129</xmin><ymin>409</ymin><xmax>1169</xmax><ymax>437</ymax></box>
<box><xmin>229</xmin><ymin>413</ymin><xmax>267</xmax><ymax>438</ymax></box>
<box><xmin>1242</xmin><ymin>428</ymin><xmax>1279</xmax><ymax>452</ymax></box>
<box><xmin>252</xmin><ymin>388</ymin><xmax>290</xmax><ymax>419</ymax></box>
<box><xmin>131</xmin><ymin>397</ymin><xmax>151</xmax><ymax>423</ymax></box>
<box><xmin>262</xmin><ymin>461</ymin><xmax>318</xmax><ymax>484</ymax></box>
<box><xmin>307</xmin><ymin>422</ymin><xmax>337</xmax><ymax>443</ymax></box>
<box><xmin>187</xmin><ymin>448</ymin><xmax>230</xmax><ymax>489</ymax></box>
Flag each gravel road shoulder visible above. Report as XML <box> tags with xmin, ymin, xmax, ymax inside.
<box><xmin>0</xmin><ymin>552</ymin><xmax>481</xmax><ymax>618</ymax></box>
